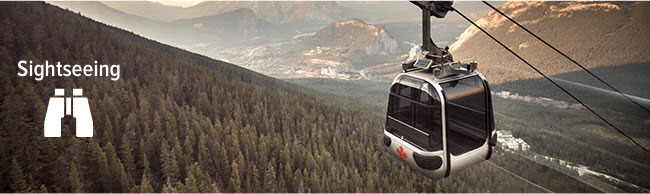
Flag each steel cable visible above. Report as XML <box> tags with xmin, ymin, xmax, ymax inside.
<box><xmin>482</xmin><ymin>1</ymin><xmax>650</xmax><ymax>114</ymax></box>
<box><xmin>452</xmin><ymin>7</ymin><xmax>650</xmax><ymax>153</ymax></box>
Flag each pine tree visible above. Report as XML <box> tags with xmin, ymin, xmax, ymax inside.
<box><xmin>182</xmin><ymin>136</ymin><xmax>194</xmax><ymax>170</ymax></box>
<box><xmin>283</xmin><ymin>162</ymin><xmax>293</xmax><ymax>192</ymax></box>
<box><xmin>137</xmin><ymin>174</ymin><xmax>154</xmax><ymax>193</ymax></box>
<box><xmin>181</xmin><ymin>170</ymin><xmax>199</xmax><ymax>193</ymax></box>
<box><xmin>9</xmin><ymin>157</ymin><xmax>30</xmax><ymax>193</ymax></box>
<box><xmin>140</xmin><ymin>151</ymin><xmax>153</xmax><ymax>184</ymax></box>
<box><xmin>171</xmin><ymin>139</ymin><xmax>185</xmax><ymax>178</ymax></box>
<box><xmin>152</xmin><ymin>112</ymin><xmax>162</xmax><ymax>136</ymax></box>
<box><xmin>188</xmin><ymin>163</ymin><xmax>211</xmax><ymax>193</ymax></box>
<box><xmin>139</xmin><ymin>139</ymin><xmax>153</xmax><ymax>182</ymax></box>
<box><xmin>210</xmin><ymin>182</ymin><xmax>220</xmax><ymax>193</ymax></box>
<box><xmin>129</xmin><ymin>173</ymin><xmax>155</xmax><ymax>193</ymax></box>
<box><xmin>89</xmin><ymin>141</ymin><xmax>111</xmax><ymax>192</ymax></box>
<box><xmin>129</xmin><ymin>185</ymin><xmax>140</xmax><ymax>193</ymax></box>
<box><xmin>235</xmin><ymin>151</ymin><xmax>244</xmax><ymax>181</ymax></box>
<box><xmin>69</xmin><ymin>162</ymin><xmax>83</xmax><ymax>193</ymax></box>
<box><xmin>277</xmin><ymin>170</ymin><xmax>287</xmax><ymax>193</ymax></box>
<box><xmin>292</xmin><ymin>169</ymin><xmax>303</xmax><ymax>193</ymax></box>
<box><xmin>306</xmin><ymin>153</ymin><xmax>319</xmax><ymax>171</ymax></box>
<box><xmin>119</xmin><ymin>134</ymin><xmax>136</xmax><ymax>183</ymax></box>
<box><xmin>161</xmin><ymin>183</ymin><xmax>176</xmax><ymax>193</ymax></box>
<box><xmin>20</xmin><ymin>83</ymin><xmax>45</xmax><ymax>127</ymax></box>
<box><xmin>137</xmin><ymin>92</ymin><xmax>151</xmax><ymax>123</ymax></box>
<box><xmin>104</xmin><ymin>142</ymin><xmax>129</xmax><ymax>192</ymax></box>
<box><xmin>228</xmin><ymin>161</ymin><xmax>241</xmax><ymax>193</ymax></box>
<box><xmin>1</xmin><ymin>94</ymin><xmax>30</xmax><ymax>189</ymax></box>
<box><xmin>262</xmin><ymin>163</ymin><xmax>276</xmax><ymax>192</ymax></box>
<box><xmin>50</xmin><ymin>156</ymin><xmax>70</xmax><ymax>192</ymax></box>
<box><xmin>215</xmin><ymin>142</ymin><xmax>228</xmax><ymax>184</ymax></box>
<box><xmin>141</xmin><ymin>180</ymin><xmax>154</xmax><ymax>193</ymax></box>
<box><xmin>0</xmin><ymin>19</ymin><xmax>15</xmax><ymax>55</ymax></box>
<box><xmin>310</xmin><ymin>170</ymin><xmax>321</xmax><ymax>192</ymax></box>
<box><xmin>297</xmin><ymin>179</ymin><xmax>305</xmax><ymax>193</ymax></box>
<box><xmin>102</xmin><ymin>115</ymin><xmax>114</xmax><ymax>144</ymax></box>
<box><xmin>160</xmin><ymin>141</ymin><xmax>179</xmax><ymax>185</ymax></box>
<box><xmin>38</xmin><ymin>184</ymin><xmax>48</xmax><ymax>193</ymax></box>
<box><xmin>251</xmin><ymin>164</ymin><xmax>261</xmax><ymax>193</ymax></box>
<box><xmin>197</xmin><ymin>132</ymin><xmax>211</xmax><ymax>170</ymax></box>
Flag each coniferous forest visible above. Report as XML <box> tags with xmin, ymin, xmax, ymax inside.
<box><xmin>0</xmin><ymin>2</ymin><xmax>600</xmax><ymax>192</ymax></box>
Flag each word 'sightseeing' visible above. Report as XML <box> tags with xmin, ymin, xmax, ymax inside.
<box><xmin>17</xmin><ymin>60</ymin><xmax>120</xmax><ymax>81</ymax></box>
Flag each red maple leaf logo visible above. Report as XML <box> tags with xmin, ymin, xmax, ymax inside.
<box><xmin>397</xmin><ymin>146</ymin><xmax>408</xmax><ymax>159</ymax></box>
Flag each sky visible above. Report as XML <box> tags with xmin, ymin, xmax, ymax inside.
<box><xmin>154</xmin><ymin>1</ymin><xmax>202</xmax><ymax>7</ymax></box>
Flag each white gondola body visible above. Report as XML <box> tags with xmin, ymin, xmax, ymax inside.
<box><xmin>383</xmin><ymin>68</ymin><xmax>495</xmax><ymax>179</ymax></box>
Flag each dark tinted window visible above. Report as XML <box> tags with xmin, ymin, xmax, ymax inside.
<box><xmin>419</xmin><ymin>87</ymin><xmax>430</xmax><ymax>103</ymax></box>
<box><xmin>399</xmin><ymin>83</ymin><xmax>412</xmax><ymax>98</ymax></box>
<box><xmin>414</xmin><ymin>83</ymin><xmax>431</xmax><ymax>130</ymax></box>
<box><xmin>398</xmin><ymin>77</ymin><xmax>420</xmax><ymax>99</ymax></box>
<box><xmin>387</xmin><ymin>84</ymin><xmax>399</xmax><ymax>119</ymax></box>
<box><xmin>440</xmin><ymin>75</ymin><xmax>487</xmax><ymax>155</ymax></box>
<box><xmin>396</xmin><ymin>79</ymin><xmax>418</xmax><ymax>125</ymax></box>
<box><xmin>387</xmin><ymin>77</ymin><xmax>442</xmax><ymax>150</ymax></box>
<box><xmin>415</xmin><ymin>83</ymin><xmax>442</xmax><ymax>149</ymax></box>
<box><xmin>397</xmin><ymin>93</ymin><xmax>413</xmax><ymax>125</ymax></box>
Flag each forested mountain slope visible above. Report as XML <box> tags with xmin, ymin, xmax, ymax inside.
<box><xmin>0</xmin><ymin>2</ymin><xmax>579</xmax><ymax>192</ymax></box>
<box><xmin>46</xmin><ymin>1</ymin><xmax>164</xmax><ymax>41</ymax></box>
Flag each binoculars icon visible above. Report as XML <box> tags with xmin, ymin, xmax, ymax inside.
<box><xmin>44</xmin><ymin>88</ymin><xmax>93</xmax><ymax>137</ymax></box>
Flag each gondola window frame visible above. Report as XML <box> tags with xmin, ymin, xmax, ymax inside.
<box><xmin>387</xmin><ymin>75</ymin><xmax>444</xmax><ymax>151</ymax></box>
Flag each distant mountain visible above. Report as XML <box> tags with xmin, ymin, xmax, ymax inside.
<box><xmin>178</xmin><ymin>1</ymin><xmax>348</xmax><ymax>27</ymax></box>
<box><xmin>46</xmin><ymin>1</ymin><xmax>171</xmax><ymax>44</ymax></box>
<box><xmin>306</xmin><ymin>19</ymin><xmax>400</xmax><ymax>63</ymax></box>
<box><xmin>449</xmin><ymin>1</ymin><xmax>650</xmax><ymax>84</ymax></box>
<box><xmin>214</xmin><ymin>19</ymin><xmax>407</xmax><ymax>79</ymax></box>
<box><xmin>47</xmin><ymin>1</ymin><xmax>161</xmax><ymax>33</ymax></box>
<box><xmin>101</xmin><ymin>1</ymin><xmax>186</xmax><ymax>22</ymax></box>
<box><xmin>165</xmin><ymin>8</ymin><xmax>288</xmax><ymax>48</ymax></box>
<box><xmin>337</xmin><ymin>2</ymin><xmax>419</xmax><ymax>23</ymax></box>
<box><xmin>48</xmin><ymin>2</ymin><xmax>290</xmax><ymax>49</ymax></box>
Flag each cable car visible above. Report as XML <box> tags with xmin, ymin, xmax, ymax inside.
<box><xmin>383</xmin><ymin>59</ymin><xmax>496</xmax><ymax>179</ymax></box>
<box><xmin>382</xmin><ymin>1</ymin><xmax>496</xmax><ymax>179</ymax></box>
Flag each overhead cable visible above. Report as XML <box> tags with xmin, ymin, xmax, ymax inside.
<box><xmin>482</xmin><ymin>1</ymin><xmax>650</xmax><ymax>114</ymax></box>
<box><xmin>452</xmin><ymin>7</ymin><xmax>650</xmax><ymax>154</ymax></box>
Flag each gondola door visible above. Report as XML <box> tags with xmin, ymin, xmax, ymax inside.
<box><xmin>439</xmin><ymin>75</ymin><xmax>492</xmax><ymax>175</ymax></box>
<box><xmin>385</xmin><ymin>75</ymin><xmax>448</xmax><ymax>179</ymax></box>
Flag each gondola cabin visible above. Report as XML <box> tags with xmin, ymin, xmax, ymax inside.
<box><xmin>383</xmin><ymin>59</ymin><xmax>496</xmax><ymax>179</ymax></box>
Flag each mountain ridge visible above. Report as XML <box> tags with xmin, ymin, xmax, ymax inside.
<box><xmin>48</xmin><ymin>2</ymin><xmax>292</xmax><ymax>49</ymax></box>
<box><xmin>178</xmin><ymin>1</ymin><xmax>347</xmax><ymax>26</ymax></box>
<box><xmin>449</xmin><ymin>1</ymin><xmax>650</xmax><ymax>84</ymax></box>
<box><xmin>214</xmin><ymin>18</ymin><xmax>407</xmax><ymax>78</ymax></box>
<box><xmin>308</xmin><ymin>19</ymin><xmax>400</xmax><ymax>61</ymax></box>
<box><xmin>101</xmin><ymin>1</ymin><xmax>186</xmax><ymax>22</ymax></box>
<box><xmin>166</xmin><ymin>8</ymin><xmax>287</xmax><ymax>47</ymax></box>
